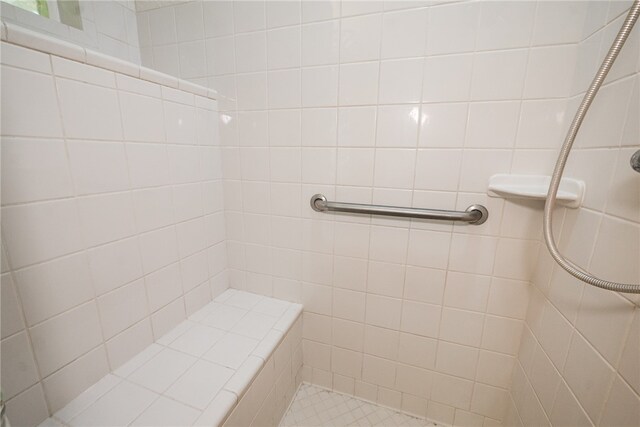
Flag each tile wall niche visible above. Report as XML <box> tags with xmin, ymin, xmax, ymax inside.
<box><xmin>507</xmin><ymin>3</ymin><xmax>640</xmax><ymax>426</ymax></box>
<box><xmin>0</xmin><ymin>40</ymin><xmax>225</xmax><ymax>426</ymax></box>
<box><xmin>135</xmin><ymin>0</ymin><xmax>639</xmax><ymax>425</ymax></box>
<box><xmin>0</xmin><ymin>0</ymin><xmax>141</xmax><ymax>64</ymax></box>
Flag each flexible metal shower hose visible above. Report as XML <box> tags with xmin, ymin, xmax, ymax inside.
<box><xmin>543</xmin><ymin>0</ymin><xmax>640</xmax><ymax>293</ymax></box>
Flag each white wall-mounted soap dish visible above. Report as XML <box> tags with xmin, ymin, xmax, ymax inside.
<box><xmin>487</xmin><ymin>174</ymin><xmax>585</xmax><ymax>208</ymax></box>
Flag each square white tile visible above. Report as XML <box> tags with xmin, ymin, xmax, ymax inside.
<box><xmin>231</xmin><ymin>311</ymin><xmax>279</xmax><ymax>339</ymax></box>
<box><xmin>68</xmin><ymin>381</ymin><xmax>157</xmax><ymax>427</ymax></box>
<box><xmin>167</xmin><ymin>324</ymin><xmax>226</xmax><ymax>357</ymax></box>
<box><xmin>164</xmin><ymin>360</ymin><xmax>234</xmax><ymax>410</ymax></box>
<box><xmin>127</xmin><ymin>348</ymin><xmax>196</xmax><ymax>393</ymax></box>
<box><xmin>203</xmin><ymin>333</ymin><xmax>259</xmax><ymax>369</ymax></box>
<box><xmin>130</xmin><ymin>396</ymin><xmax>200</xmax><ymax>426</ymax></box>
<box><xmin>200</xmin><ymin>303</ymin><xmax>248</xmax><ymax>330</ymax></box>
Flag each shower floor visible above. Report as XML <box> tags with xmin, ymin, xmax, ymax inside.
<box><xmin>279</xmin><ymin>384</ymin><xmax>438</xmax><ymax>427</ymax></box>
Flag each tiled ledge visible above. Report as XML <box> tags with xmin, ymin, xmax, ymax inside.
<box><xmin>0</xmin><ymin>20</ymin><xmax>217</xmax><ymax>100</ymax></box>
<box><xmin>39</xmin><ymin>289</ymin><xmax>302</xmax><ymax>427</ymax></box>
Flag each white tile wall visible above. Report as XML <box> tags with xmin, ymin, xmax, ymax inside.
<box><xmin>133</xmin><ymin>1</ymin><xmax>638</xmax><ymax>425</ymax></box>
<box><xmin>0</xmin><ymin>39</ymin><xmax>225</xmax><ymax>426</ymax></box>
<box><xmin>201</xmin><ymin>1</ymin><xmax>635</xmax><ymax>424</ymax></box>
<box><xmin>508</xmin><ymin>0</ymin><xmax>640</xmax><ymax>425</ymax></box>
<box><xmin>1</xmin><ymin>1</ymin><xmax>638</xmax><ymax>427</ymax></box>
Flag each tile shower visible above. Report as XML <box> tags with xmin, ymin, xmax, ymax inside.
<box><xmin>0</xmin><ymin>1</ymin><xmax>638</xmax><ymax>427</ymax></box>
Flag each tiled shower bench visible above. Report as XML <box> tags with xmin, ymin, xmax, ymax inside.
<box><xmin>39</xmin><ymin>290</ymin><xmax>303</xmax><ymax>427</ymax></box>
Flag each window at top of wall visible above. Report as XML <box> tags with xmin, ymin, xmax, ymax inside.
<box><xmin>1</xmin><ymin>0</ymin><xmax>83</xmax><ymax>29</ymax></box>
<box><xmin>3</xmin><ymin>0</ymin><xmax>49</xmax><ymax>17</ymax></box>
<box><xmin>57</xmin><ymin>0</ymin><xmax>82</xmax><ymax>29</ymax></box>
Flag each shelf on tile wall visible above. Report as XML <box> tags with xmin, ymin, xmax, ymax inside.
<box><xmin>488</xmin><ymin>174</ymin><xmax>585</xmax><ymax>208</ymax></box>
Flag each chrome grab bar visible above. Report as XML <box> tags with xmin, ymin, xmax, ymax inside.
<box><xmin>310</xmin><ymin>194</ymin><xmax>488</xmax><ymax>225</ymax></box>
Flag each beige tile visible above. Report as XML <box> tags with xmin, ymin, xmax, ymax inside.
<box><xmin>563</xmin><ymin>332</ymin><xmax>615</xmax><ymax>421</ymax></box>
<box><xmin>1</xmin><ymin>138</ymin><xmax>73</xmax><ymax>205</ymax></box>
<box><xmin>331</xmin><ymin>318</ymin><xmax>364</xmax><ymax>352</ymax></box>
<box><xmin>453</xmin><ymin>409</ymin><xmax>484</xmax><ymax>427</ymax></box>
<box><xmin>448</xmin><ymin>234</ymin><xmax>498</xmax><ymax>275</ymax></box>
<box><xmin>68</xmin><ymin>141</ymin><xmax>129</xmax><ymax>196</ymax></box>
<box><xmin>301</xmin><ymin>282</ymin><xmax>332</xmax><ymax>316</ymax></box>
<box><xmin>1</xmin><ymin>67</ymin><xmax>63</xmax><ymax>138</ymax></box>
<box><xmin>493</xmin><ymin>238</ymin><xmax>539</xmax><ymax>281</ymax></box>
<box><xmin>362</xmin><ymin>354</ymin><xmax>396</xmax><ymax>389</ymax></box>
<box><xmin>77</xmin><ymin>192</ymin><xmax>137</xmax><ymax>248</ymax></box>
<box><xmin>430</xmin><ymin>373</ymin><xmax>474</xmax><ymax>410</ymax></box>
<box><xmin>470</xmin><ymin>383</ymin><xmax>509</xmax><ymax>420</ymax></box>
<box><xmin>575</xmin><ymin>282</ymin><xmax>635</xmax><ymax>365</ymax></box>
<box><xmin>56</xmin><ymin>78</ymin><xmax>123</xmax><ymax>140</ymax></box>
<box><xmin>476</xmin><ymin>350</ymin><xmax>514</xmax><ymax>389</ymax></box>
<box><xmin>403</xmin><ymin>266</ymin><xmax>446</xmax><ymax>305</ymax></box>
<box><xmin>443</xmin><ymin>271</ymin><xmax>491</xmax><ymax>312</ymax></box>
<box><xmin>363</xmin><ymin>325</ymin><xmax>399</xmax><ymax>360</ymax></box>
<box><xmin>302</xmin><ymin>339</ymin><xmax>331</xmax><ymax>371</ymax></box>
<box><xmin>365</xmin><ymin>293</ymin><xmax>402</xmax><ymax>329</ymax></box>
<box><xmin>397</xmin><ymin>332</ymin><xmax>437</xmax><ymax>370</ymax></box>
<box><xmin>548</xmin><ymin>265</ymin><xmax>585</xmax><ymax>323</ymax></box>
<box><xmin>331</xmin><ymin>347</ymin><xmax>363</xmax><ymax>379</ymax></box>
<box><xmin>367</xmin><ymin>261</ymin><xmax>405</xmax><ymax>298</ymax></box>
<box><xmin>406</xmin><ymin>229</ymin><xmax>451</xmax><ymax>269</ymax></box>
<box><xmin>536</xmin><ymin>302</ymin><xmax>573</xmax><ymax>367</ymax></box>
<box><xmin>402</xmin><ymin>393</ymin><xmax>428</xmax><ymax>418</ymax></box>
<box><xmin>105</xmin><ymin>319</ymin><xmax>154</xmax><ymax>371</ymax></box>
<box><xmin>376</xmin><ymin>387</ymin><xmax>401</xmax><ymax>412</ymax></box>
<box><xmin>15</xmin><ymin>253</ymin><xmax>94</xmax><ymax>327</ymax></box>
<box><xmin>2</xmin><ymin>200</ymin><xmax>84</xmax><ymax>269</ymax></box>
<box><xmin>600</xmin><ymin>375</ymin><xmax>640</xmax><ymax>427</ymax></box>
<box><xmin>618</xmin><ymin>310</ymin><xmax>640</xmax><ymax>394</ymax></box>
<box><xmin>427</xmin><ymin>400</ymin><xmax>455</xmax><ymax>426</ymax></box>
<box><xmin>150</xmin><ymin>297</ymin><xmax>186</xmax><ymax>339</ymax></box>
<box><xmin>88</xmin><ymin>237</ymin><xmax>144</xmax><ymax>296</ymax></box>
<box><xmin>590</xmin><ymin>216</ymin><xmax>639</xmax><ymax>285</ymax></box>
<box><xmin>481</xmin><ymin>315</ymin><xmax>523</xmax><ymax>356</ymax></box>
<box><xmin>42</xmin><ymin>346</ymin><xmax>109</xmax><ymax>412</ymax></box>
<box><xmin>487</xmin><ymin>278</ymin><xmax>530</xmax><ymax>320</ymax></box>
<box><xmin>0</xmin><ymin>332</ymin><xmax>39</xmax><ymax>399</ymax></box>
<box><xmin>400</xmin><ymin>300</ymin><xmax>440</xmax><ymax>338</ymax></box>
<box><xmin>30</xmin><ymin>302</ymin><xmax>103</xmax><ymax>377</ymax></box>
<box><xmin>1</xmin><ymin>273</ymin><xmax>25</xmax><ymax>339</ymax></box>
<box><xmin>436</xmin><ymin>341</ymin><xmax>479</xmax><ymax>380</ymax></box>
<box><xmin>5</xmin><ymin>384</ymin><xmax>49</xmax><ymax>427</ymax></box>
<box><xmin>332</xmin><ymin>255</ymin><xmax>367</xmax><ymax>291</ymax></box>
<box><xmin>439</xmin><ymin>308</ymin><xmax>484</xmax><ymax>347</ymax></box>
<box><xmin>528</xmin><ymin>345</ymin><xmax>561</xmax><ymax>413</ymax></box>
<box><xmin>97</xmin><ymin>279</ymin><xmax>148</xmax><ymax>339</ymax></box>
<box><xmin>549</xmin><ymin>380</ymin><xmax>591</xmax><ymax>427</ymax></box>
<box><xmin>302</xmin><ymin>312</ymin><xmax>332</xmax><ymax>344</ymax></box>
<box><xmin>395</xmin><ymin>363</ymin><xmax>431</xmax><ymax>398</ymax></box>
<box><xmin>332</xmin><ymin>288</ymin><xmax>365</xmax><ymax>322</ymax></box>
<box><xmin>145</xmin><ymin>263</ymin><xmax>183</xmax><ymax>313</ymax></box>
<box><xmin>557</xmin><ymin>208</ymin><xmax>600</xmax><ymax>267</ymax></box>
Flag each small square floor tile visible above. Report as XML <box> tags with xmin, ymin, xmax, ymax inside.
<box><xmin>279</xmin><ymin>384</ymin><xmax>440</xmax><ymax>427</ymax></box>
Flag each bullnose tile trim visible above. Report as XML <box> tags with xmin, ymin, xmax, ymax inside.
<box><xmin>1</xmin><ymin>20</ymin><xmax>216</xmax><ymax>100</ymax></box>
